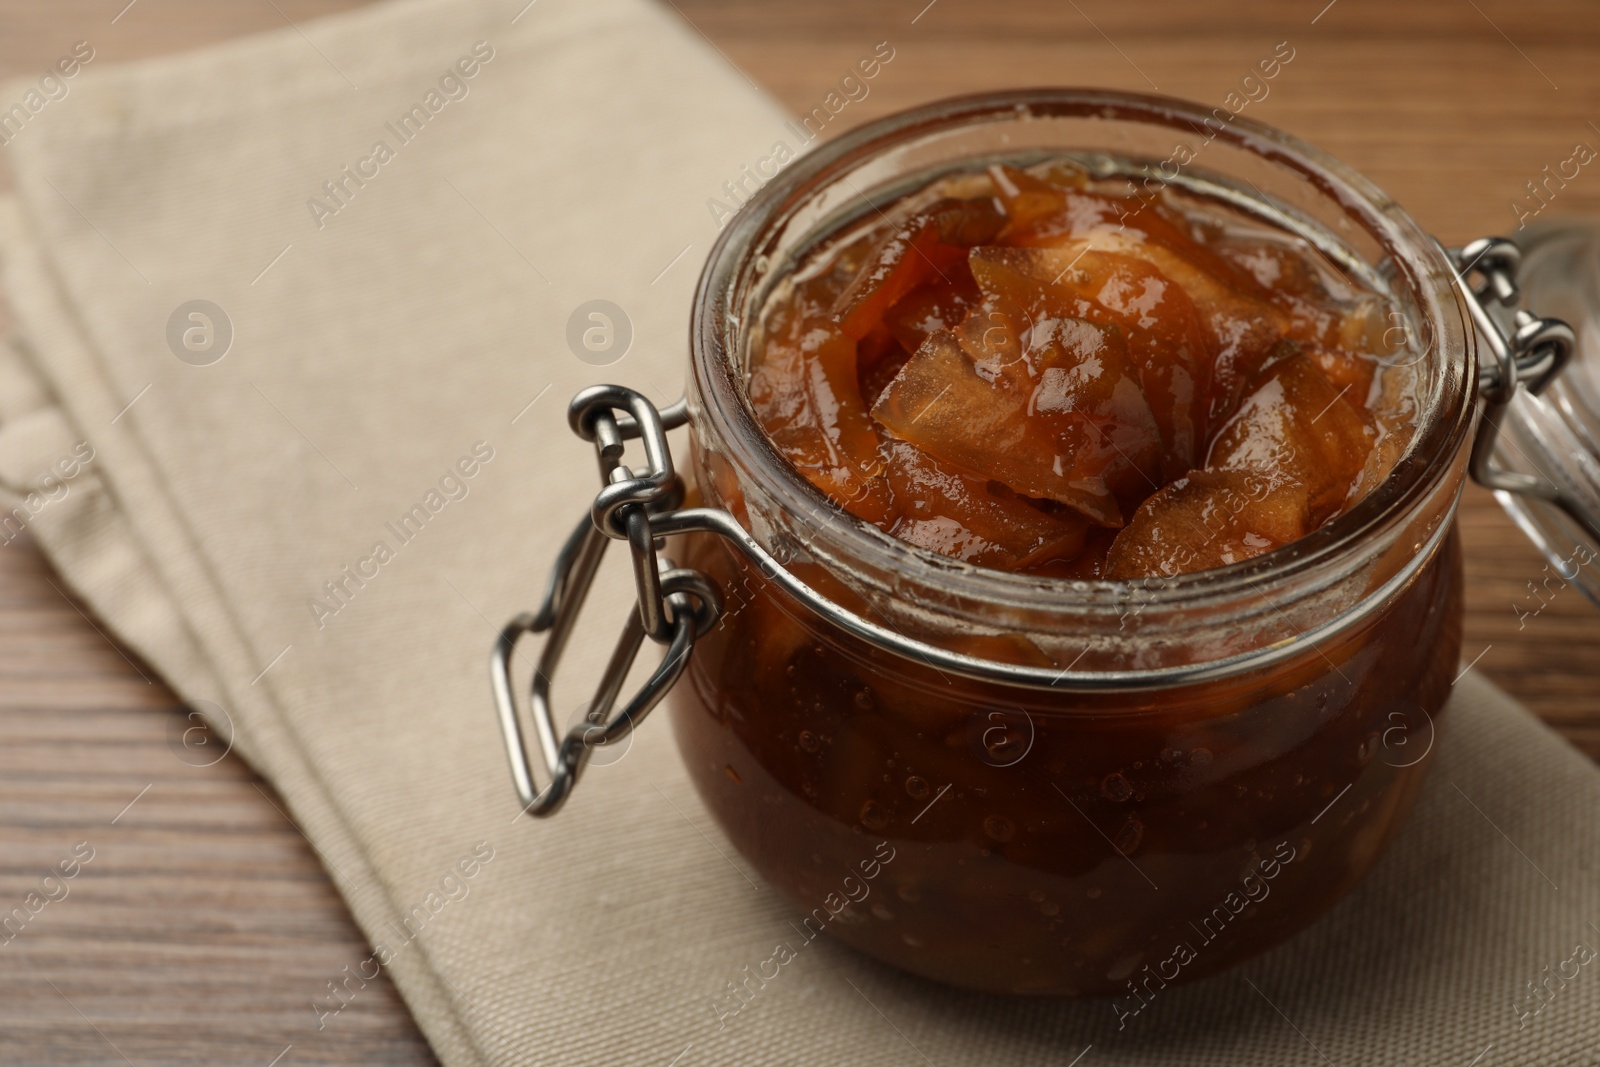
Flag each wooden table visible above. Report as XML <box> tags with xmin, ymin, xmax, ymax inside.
<box><xmin>1</xmin><ymin>1</ymin><xmax>1596</xmax><ymax>1062</ymax></box>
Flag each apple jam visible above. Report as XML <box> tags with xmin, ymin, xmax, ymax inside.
<box><xmin>746</xmin><ymin>162</ymin><xmax>1413</xmax><ymax>579</ymax></box>
<box><xmin>673</xmin><ymin>530</ymin><xmax>1460</xmax><ymax>995</ymax></box>
<box><xmin>674</xmin><ymin>112</ymin><xmax>1469</xmax><ymax>1000</ymax></box>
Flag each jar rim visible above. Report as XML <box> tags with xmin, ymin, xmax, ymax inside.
<box><xmin>689</xmin><ymin>88</ymin><xmax>1476</xmax><ymax>631</ymax></box>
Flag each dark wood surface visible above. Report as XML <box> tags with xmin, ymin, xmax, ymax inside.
<box><xmin>1</xmin><ymin>0</ymin><xmax>1597</xmax><ymax>1063</ymax></box>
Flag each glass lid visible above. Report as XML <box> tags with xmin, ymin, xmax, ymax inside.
<box><xmin>1491</xmin><ymin>221</ymin><xmax>1600</xmax><ymax>607</ymax></box>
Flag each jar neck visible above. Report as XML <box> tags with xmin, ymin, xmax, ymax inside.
<box><xmin>688</xmin><ymin>90</ymin><xmax>1476</xmax><ymax>677</ymax></box>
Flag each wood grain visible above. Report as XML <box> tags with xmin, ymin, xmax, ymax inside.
<box><xmin>0</xmin><ymin>0</ymin><xmax>1596</xmax><ymax>1063</ymax></box>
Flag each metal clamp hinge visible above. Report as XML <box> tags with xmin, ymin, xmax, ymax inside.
<box><xmin>1451</xmin><ymin>236</ymin><xmax>1598</xmax><ymax>541</ymax></box>
<box><xmin>490</xmin><ymin>386</ymin><xmax>720</xmax><ymax>818</ymax></box>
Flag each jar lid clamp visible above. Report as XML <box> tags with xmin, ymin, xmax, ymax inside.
<box><xmin>1472</xmin><ymin>224</ymin><xmax>1600</xmax><ymax>606</ymax></box>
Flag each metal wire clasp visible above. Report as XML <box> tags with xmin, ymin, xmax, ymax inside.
<box><xmin>1452</xmin><ymin>236</ymin><xmax>1598</xmax><ymax>541</ymax></box>
<box><xmin>490</xmin><ymin>386</ymin><xmax>720</xmax><ymax>817</ymax></box>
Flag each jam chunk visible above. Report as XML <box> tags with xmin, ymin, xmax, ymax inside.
<box><xmin>883</xmin><ymin>267</ymin><xmax>983</xmax><ymax>354</ymax></box>
<box><xmin>1104</xmin><ymin>469</ymin><xmax>1311</xmax><ymax>579</ymax></box>
<box><xmin>967</xmin><ymin>245</ymin><xmax>1208</xmax><ymax>478</ymax></box>
<box><xmin>990</xmin><ymin>164</ymin><xmax>1292</xmax><ymax>432</ymax></box>
<box><xmin>1217</xmin><ymin>236</ymin><xmax>1381</xmax><ymax>402</ymax></box>
<box><xmin>750</xmin><ymin>274</ymin><xmax>895</xmax><ymax>524</ymax></box>
<box><xmin>1206</xmin><ymin>352</ymin><xmax>1372</xmax><ymax>523</ymax></box>
<box><xmin>832</xmin><ymin>197</ymin><xmax>1005</xmax><ymax>341</ymax></box>
<box><xmin>1033</xmin><ymin>231</ymin><xmax>1289</xmax><ymax>428</ymax></box>
<box><xmin>748</xmin><ymin>159</ymin><xmax>1398</xmax><ymax>579</ymax></box>
<box><xmin>872</xmin><ymin>319</ymin><xmax>1159</xmax><ymax>527</ymax></box>
<box><xmin>882</xmin><ymin>440</ymin><xmax>1088</xmax><ymax>570</ymax></box>
<box><xmin>1106</xmin><ymin>353</ymin><xmax>1370</xmax><ymax>576</ymax></box>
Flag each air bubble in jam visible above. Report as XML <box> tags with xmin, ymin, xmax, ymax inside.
<box><xmin>905</xmin><ymin>775</ymin><xmax>931</xmax><ymax>799</ymax></box>
<box><xmin>1114</xmin><ymin>817</ymin><xmax>1145</xmax><ymax>856</ymax></box>
<box><xmin>988</xmin><ymin>735</ymin><xmax>1020</xmax><ymax>763</ymax></box>
<box><xmin>798</xmin><ymin>730</ymin><xmax>821</xmax><ymax>753</ymax></box>
<box><xmin>1101</xmin><ymin>772</ymin><xmax>1134</xmax><ymax>802</ymax></box>
<box><xmin>860</xmin><ymin>799</ymin><xmax>890</xmax><ymax>830</ymax></box>
<box><xmin>984</xmin><ymin>815</ymin><xmax>1016</xmax><ymax>842</ymax></box>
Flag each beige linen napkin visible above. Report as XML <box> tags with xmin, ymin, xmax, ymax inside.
<box><xmin>1</xmin><ymin>1</ymin><xmax>1598</xmax><ymax>1064</ymax></box>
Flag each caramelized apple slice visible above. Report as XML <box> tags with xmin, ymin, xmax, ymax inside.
<box><xmin>1216</xmin><ymin>237</ymin><xmax>1343</xmax><ymax>343</ymax></box>
<box><xmin>994</xmin><ymin>164</ymin><xmax>1269</xmax><ymax>289</ymax></box>
<box><xmin>1308</xmin><ymin>346</ymin><xmax>1377</xmax><ymax>404</ymax></box>
<box><xmin>860</xmin><ymin>339</ymin><xmax>914</xmax><ymax>410</ymax></box>
<box><xmin>1217</xmin><ymin>237</ymin><xmax>1383</xmax><ymax>402</ymax></box>
<box><xmin>1105</xmin><ymin>468</ymin><xmax>1312</xmax><ymax>579</ymax></box>
<box><xmin>883</xmin><ymin>266</ymin><xmax>983</xmax><ymax>353</ymax></box>
<box><xmin>1205</xmin><ymin>353</ymin><xmax>1373</xmax><ymax>522</ymax></box>
<box><xmin>832</xmin><ymin>198</ymin><xmax>1005</xmax><ymax>340</ymax></box>
<box><xmin>873</xmin><ymin>319</ymin><xmax>1159</xmax><ymax>527</ymax></box>
<box><xmin>990</xmin><ymin>177</ymin><xmax>1291</xmax><ymax>428</ymax></box>
<box><xmin>991</xmin><ymin>165</ymin><xmax>1200</xmax><ymax>251</ymax></box>
<box><xmin>750</xmin><ymin>276</ymin><xmax>895</xmax><ymax>524</ymax></box>
<box><xmin>1030</xmin><ymin>231</ymin><xmax>1288</xmax><ymax>430</ymax></box>
<box><xmin>968</xmin><ymin>245</ymin><xmax>1207</xmax><ymax>478</ymax></box>
<box><xmin>883</xmin><ymin>440</ymin><xmax>1089</xmax><ymax>570</ymax></box>
<box><xmin>989</xmin><ymin>164</ymin><xmax>1088</xmax><ymax>235</ymax></box>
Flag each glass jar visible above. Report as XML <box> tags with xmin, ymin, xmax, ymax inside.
<box><xmin>490</xmin><ymin>90</ymin><xmax>1594</xmax><ymax>999</ymax></box>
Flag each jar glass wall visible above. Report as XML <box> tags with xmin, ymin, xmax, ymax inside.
<box><xmin>673</xmin><ymin>91</ymin><xmax>1476</xmax><ymax>997</ymax></box>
